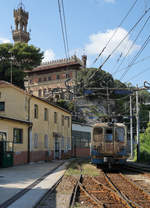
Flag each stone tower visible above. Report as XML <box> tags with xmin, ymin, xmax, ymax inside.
<box><xmin>12</xmin><ymin>3</ymin><xmax>30</xmax><ymax>44</ymax></box>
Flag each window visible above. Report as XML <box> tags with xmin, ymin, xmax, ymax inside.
<box><xmin>62</xmin><ymin>115</ymin><xmax>64</xmax><ymax>126</ymax></box>
<box><xmin>44</xmin><ymin>108</ymin><xmax>48</xmax><ymax>121</ymax></box>
<box><xmin>67</xmin><ymin>137</ymin><xmax>71</xmax><ymax>150</ymax></box>
<box><xmin>54</xmin><ymin>112</ymin><xmax>57</xmax><ymax>123</ymax></box>
<box><xmin>105</xmin><ymin>129</ymin><xmax>113</xmax><ymax>142</ymax></box>
<box><xmin>48</xmin><ymin>76</ymin><xmax>51</xmax><ymax>81</ymax></box>
<box><xmin>44</xmin><ymin>134</ymin><xmax>48</xmax><ymax>148</ymax></box>
<box><xmin>43</xmin><ymin>89</ymin><xmax>47</xmax><ymax>97</ymax></box>
<box><xmin>61</xmin><ymin>137</ymin><xmax>64</xmax><ymax>149</ymax></box>
<box><xmin>34</xmin><ymin>104</ymin><xmax>38</xmax><ymax>119</ymax></box>
<box><xmin>56</xmin><ymin>74</ymin><xmax>60</xmax><ymax>80</ymax></box>
<box><xmin>44</xmin><ymin>77</ymin><xmax>47</xmax><ymax>82</ymax></box>
<box><xmin>38</xmin><ymin>89</ymin><xmax>42</xmax><ymax>97</ymax></box>
<box><xmin>34</xmin><ymin>133</ymin><xmax>38</xmax><ymax>148</ymax></box>
<box><xmin>0</xmin><ymin>102</ymin><xmax>5</xmax><ymax>111</ymax></box>
<box><xmin>38</xmin><ymin>78</ymin><xmax>42</xmax><ymax>83</ymax></box>
<box><xmin>0</xmin><ymin>132</ymin><xmax>7</xmax><ymax>141</ymax></box>
<box><xmin>68</xmin><ymin>117</ymin><xmax>70</xmax><ymax>127</ymax></box>
<box><xmin>13</xmin><ymin>128</ymin><xmax>23</xmax><ymax>144</ymax></box>
<box><xmin>66</xmin><ymin>73</ymin><xmax>70</xmax><ymax>78</ymax></box>
<box><xmin>115</xmin><ymin>128</ymin><xmax>125</xmax><ymax>142</ymax></box>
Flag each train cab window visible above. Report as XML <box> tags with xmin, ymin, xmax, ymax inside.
<box><xmin>105</xmin><ymin>129</ymin><xmax>113</xmax><ymax>142</ymax></box>
<box><xmin>115</xmin><ymin>128</ymin><xmax>125</xmax><ymax>142</ymax></box>
<box><xmin>93</xmin><ymin>128</ymin><xmax>103</xmax><ymax>142</ymax></box>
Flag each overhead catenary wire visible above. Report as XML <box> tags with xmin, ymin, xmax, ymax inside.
<box><xmin>125</xmin><ymin>66</ymin><xmax>150</xmax><ymax>83</ymax></box>
<box><xmin>115</xmin><ymin>55</ymin><xmax>150</xmax><ymax>74</ymax></box>
<box><xmin>120</xmin><ymin>32</ymin><xmax>150</xmax><ymax>81</ymax></box>
<box><xmin>98</xmin><ymin>7</ymin><xmax>150</xmax><ymax>70</ymax></box>
<box><xmin>61</xmin><ymin>0</ymin><xmax>69</xmax><ymax>56</ymax></box>
<box><xmin>92</xmin><ymin>0</ymin><xmax>139</xmax><ymax>65</ymax></box>
<box><xmin>112</xmin><ymin>15</ymin><xmax>150</xmax><ymax>76</ymax></box>
<box><xmin>58</xmin><ymin>0</ymin><xmax>69</xmax><ymax>59</ymax></box>
<box><xmin>88</xmin><ymin>8</ymin><xmax>150</xmax><ymax>86</ymax></box>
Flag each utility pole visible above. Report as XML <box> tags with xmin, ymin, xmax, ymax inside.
<box><xmin>136</xmin><ymin>90</ymin><xmax>140</xmax><ymax>162</ymax></box>
<box><xmin>130</xmin><ymin>95</ymin><xmax>133</xmax><ymax>159</ymax></box>
<box><xmin>106</xmin><ymin>87</ymin><xmax>110</xmax><ymax>116</ymax></box>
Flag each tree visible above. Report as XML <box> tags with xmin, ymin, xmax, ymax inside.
<box><xmin>0</xmin><ymin>43</ymin><xmax>43</xmax><ymax>88</ymax></box>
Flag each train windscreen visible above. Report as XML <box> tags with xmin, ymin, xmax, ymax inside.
<box><xmin>115</xmin><ymin>127</ymin><xmax>125</xmax><ymax>142</ymax></box>
<box><xmin>93</xmin><ymin>127</ymin><xmax>103</xmax><ymax>142</ymax></box>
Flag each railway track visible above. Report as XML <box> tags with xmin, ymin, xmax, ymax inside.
<box><xmin>71</xmin><ymin>165</ymin><xmax>150</xmax><ymax>208</ymax></box>
<box><xmin>36</xmin><ymin>161</ymin><xmax>82</xmax><ymax>208</ymax></box>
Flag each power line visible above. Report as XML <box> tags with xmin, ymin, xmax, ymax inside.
<box><xmin>112</xmin><ymin>15</ymin><xmax>150</xmax><ymax>76</ymax></box>
<box><xmin>92</xmin><ymin>0</ymin><xmax>139</xmax><ymax>65</ymax></box>
<box><xmin>125</xmin><ymin>66</ymin><xmax>150</xmax><ymax>83</ymax></box>
<box><xmin>61</xmin><ymin>0</ymin><xmax>69</xmax><ymax>56</ymax></box>
<box><xmin>120</xmin><ymin>32</ymin><xmax>150</xmax><ymax>80</ymax></box>
<box><xmin>58</xmin><ymin>0</ymin><xmax>69</xmax><ymax>59</ymax></box>
<box><xmin>115</xmin><ymin>55</ymin><xmax>150</xmax><ymax>74</ymax></box>
<box><xmin>98</xmin><ymin>7</ymin><xmax>150</xmax><ymax>70</ymax></box>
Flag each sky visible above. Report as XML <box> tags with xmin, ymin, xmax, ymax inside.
<box><xmin>0</xmin><ymin>0</ymin><xmax>150</xmax><ymax>87</ymax></box>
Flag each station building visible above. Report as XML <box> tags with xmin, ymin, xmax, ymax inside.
<box><xmin>0</xmin><ymin>81</ymin><xmax>72</xmax><ymax>167</ymax></box>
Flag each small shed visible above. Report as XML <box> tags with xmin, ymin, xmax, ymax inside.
<box><xmin>72</xmin><ymin>122</ymin><xmax>92</xmax><ymax>158</ymax></box>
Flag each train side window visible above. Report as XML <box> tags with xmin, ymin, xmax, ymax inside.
<box><xmin>93</xmin><ymin>128</ymin><xmax>103</xmax><ymax>142</ymax></box>
<box><xmin>105</xmin><ymin>129</ymin><xmax>113</xmax><ymax>142</ymax></box>
<box><xmin>115</xmin><ymin>128</ymin><xmax>125</xmax><ymax>142</ymax></box>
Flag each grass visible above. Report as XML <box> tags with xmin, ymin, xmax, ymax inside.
<box><xmin>81</xmin><ymin>162</ymin><xmax>100</xmax><ymax>176</ymax></box>
<box><xmin>74</xmin><ymin>202</ymin><xmax>82</xmax><ymax>207</ymax></box>
<box><xmin>65</xmin><ymin>159</ymin><xmax>100</xmax><ymax>176</ymax></box>
<box><xmin>65</xmin><ymin>160</ymin><xmax>81</xmax><ymax>176</ymax></box>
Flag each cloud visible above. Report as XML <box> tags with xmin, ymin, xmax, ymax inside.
<box><xmin>42</xmin><ymin>49</ymin><xmax>55</xmax><ymax>62</ymax></box>
<box><xmin>85</xmin><ymin>27</ymin><xmax>140</xmax><ymax>58</ymax></box>
<box><xmin>0</xmin><ymin>37</ymin><xmax>11</xmax><ymax>43</ymax></box>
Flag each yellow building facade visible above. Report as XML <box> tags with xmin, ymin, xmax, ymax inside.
<box><xmin>0</xmin><ymin>81</ymin><xmax>72</xmax><ymax>166</ymax></box>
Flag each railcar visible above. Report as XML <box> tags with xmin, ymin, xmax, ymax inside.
<box><xmin>91</xmin><ymin>122</ymin><xmax>129</xmax><ymax>168</ymax></box>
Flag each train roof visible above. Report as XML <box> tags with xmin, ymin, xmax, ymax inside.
<box><xmin>93</xmin><ymin>123</ymin><xmax>126</xmax><ymax>128</ymax></box>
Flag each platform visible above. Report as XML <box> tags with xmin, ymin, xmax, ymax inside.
<box><xmin>0</xmin><ymin>160</ymin><xmax>70</xmax><ymax>208</ymax></box>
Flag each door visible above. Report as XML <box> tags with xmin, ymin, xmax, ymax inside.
<box><xmin>0</xmin><ymin>132</ymin><xmax>7</xmax><ymax>166</ymax></box>
<box><xmin>104</xmin><ymin>128</ymin><xmax>114</xmax><ymax>154</ymax></box>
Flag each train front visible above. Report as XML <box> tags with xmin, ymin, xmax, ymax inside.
<box><xmin>91</xmin><ymin>123</ymin><xmax>128</xmax><ymax>167</ymax></box>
